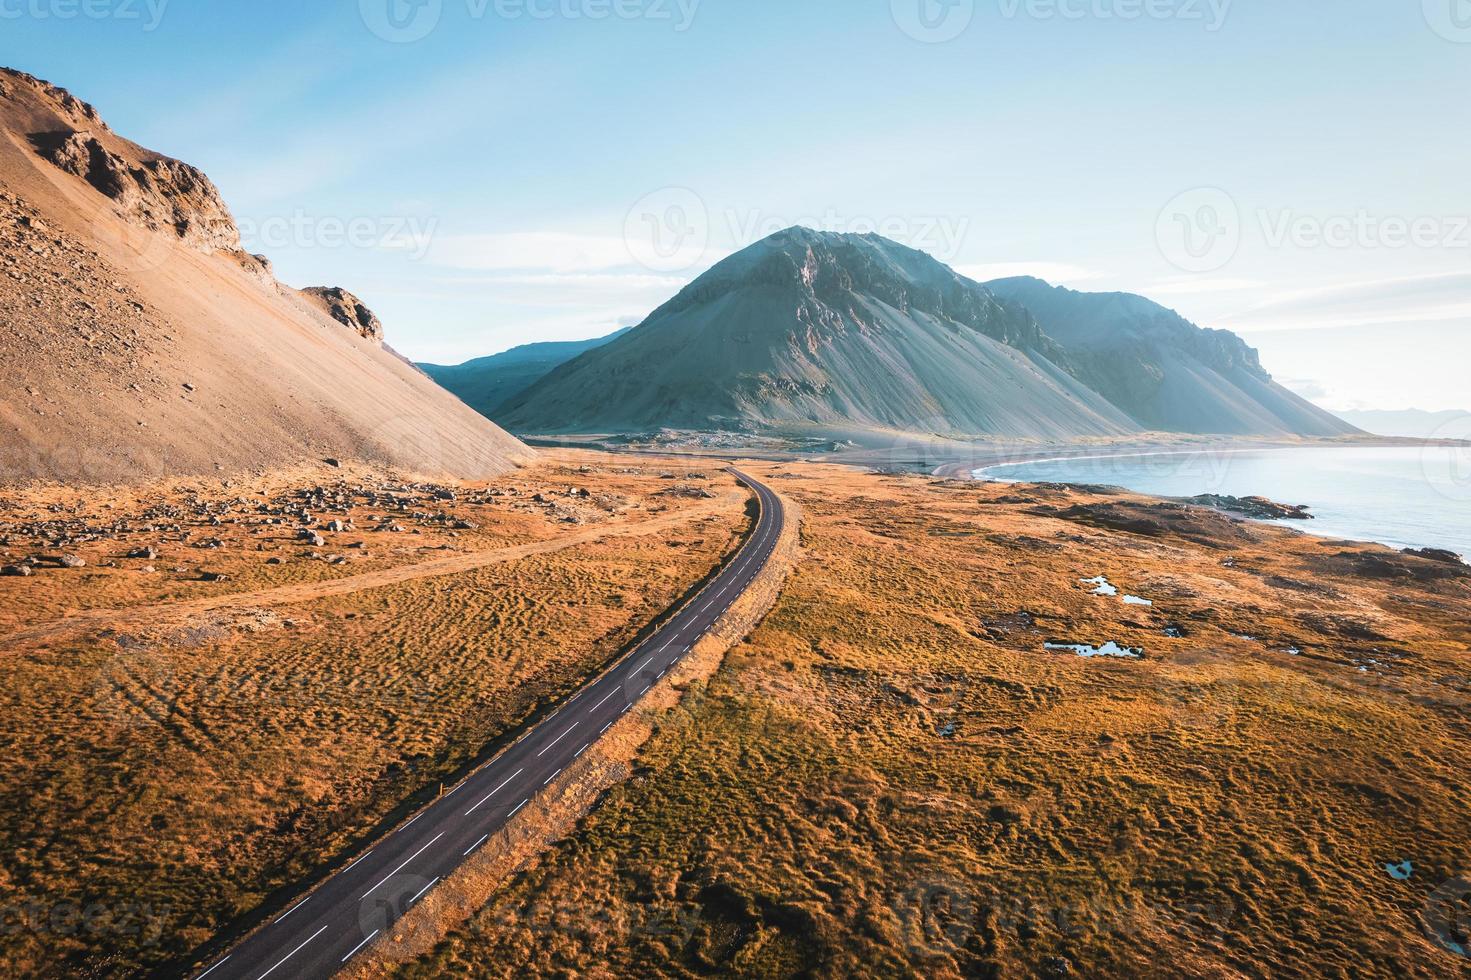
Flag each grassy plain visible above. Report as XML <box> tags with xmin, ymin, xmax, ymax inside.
<box><xmin>400</xmin><ymin>462</ymin><xmax>1471</xmax><ymax>979</ymax></box>
<box><xmin>0</xmin><ymin>452</ymin><xmax>749</xmax><ymax>977</ymax></box>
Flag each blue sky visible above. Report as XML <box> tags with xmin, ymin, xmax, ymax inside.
<box><xmin>4</xmin><ymin>0</ymin><xmax>1469</xmax><ymax>413</ymax></box>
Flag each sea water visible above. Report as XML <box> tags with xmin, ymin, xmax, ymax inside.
<box><xmin>976</xmin><ymin>446</ymin><xmax>1471</xmax><ymax>559</ymax></box>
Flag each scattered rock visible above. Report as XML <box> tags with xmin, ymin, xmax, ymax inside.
<box><xmin>1189</xmin><ymin>493</ymin><xmax>1313</xmax><ymax>521</ymax></box>
<box><xmin>199</xmin><ymin>571</ymin><xmax>229</xmax><ymax>582</ymax></box>
<box><xmin>127</xmin><ymin>545</ymin><xmax>158</xmax><ymax>559</ymax></box>
<box><xmin>2</xmin><ymin>564</ymin><xmax>32</xmax><ymax>577</ymax></box>
<box><xmin>1403</xmin><ymin>547</ymin><xmax>1465</xmax><ymax>566</ymax></box>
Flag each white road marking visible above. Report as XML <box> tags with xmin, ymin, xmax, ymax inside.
<box><xmin>591</xmin><ymin>688</ymin><xmax>618</xmax><ymax>711</ymax></box>
<box><xmin>442</xmin><ymin>782</ymin><xmax>463</xmax><ymax>798</ymax></box>
<box><xmin>509</xmin><ymin>799</ymin><xmax>529</xmax><ymax>816</ymax></box>
<box><xmin>340</xmin><ymin>930</ymin><xmax>379</xmax><ymax>964</ymax></box>
<box><xmin>543</xmin><ymin>769</ymin><xmax>563</xmax><ymax>786</ymax></box>
<box><xmin>410</xmin><ymin>878</ymin><xmax>439</xmax><ymax>904</ymax></box>
<box><xmin>536</xmin><ymin>724</ymin><xmax>578</xmax><ymax>757</ymax></box>
<box><xmin>575</xmin><ymin>743</ymin><xmax>590</xmax><ymax>758</ymax></box>
<box><xmin>600</xmin><ymin>720</ymin><xmax>613</xmax><ymax>734</ymax></box>
<box><xmin>274</xmin><ymin>896</ymin><xmax>309</xmax><ymax>925</ymax></box>
<box><xmin>254</xmin><ymin>924</ymin><xmax>328</xmax><ymax>980</ymax></box>
<box><xmin>465</xmin><ymin>768</ymin><xmax>524</xmax><ymax>816</ymax></box>
<box><xmin>401</xmin><ymin>812</ymin><xmax>424</xmax><ymax>831</ymax></box>
<box><xmin>635</xmin><ymin>657</ymin><xmax>653</xmax><ymax>674</ymax></box>
<box><xmin>361</xmin><ymin>833</ymin><xmax>445</xmax><ymax>899</ymax></box>
<box><xmin>464</xmin><ymin>834</ymin><xmax>489</xmax><ymax>856</ymax></box>
<box><xmin>342</xmin><ymin>849</ymin><xmax>375</xmax><ymax>874</ymax></box>
<box><xmin>196</xmin><ymin>955</ymin><xmax>230</xmax><ymax>979</ymax></box>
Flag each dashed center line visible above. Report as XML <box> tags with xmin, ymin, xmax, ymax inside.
<box><xmin>361</xmin><ymin>833</ymin><xmax>445</xmax><ymax>899</ymax></box>
<box><xmin>536</xmin><ymin>724</ymin><xmax>578</xmax><ymax>757</ymax></box>
<box><xmin>340</xmin><ymin>930</ymin><xmax>379</xmax><ymax>964</ymax></box>
<box><xmin>465</xmin><ymin>768</ymin><xmax>524</xmax><ymax>816</ymax></box>
<box><xmin>254</xmin><ymin>924</ymin><xmax>328</xmax><ymax>980</ymax></box>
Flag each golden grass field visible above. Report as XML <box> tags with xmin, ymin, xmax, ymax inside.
<box><xmin>0</xmin><ymin>452</ymin><xmax>751</xmax><ymax>977</ymax></box>
<box><xmin>397</xmin><ymin>462</ymin><xmax>1471</xmax><ymax>979</ymax></box>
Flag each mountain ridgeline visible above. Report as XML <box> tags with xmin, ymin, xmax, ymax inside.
<box><xmin>421</xmin><ymin>328</ymin><xmax>630</xmax><ymax>420</ymax></box>
<box><xmin>490</xmin><ymin>228</ymin><xmax>1355</xmax><ymax>441</ymax></box>
<box><xmin>0</xmin><ymin>67</ymin><xmax>531</xmax><ymax>483</ymax></box>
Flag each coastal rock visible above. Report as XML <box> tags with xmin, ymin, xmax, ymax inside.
<box><xmin>1189</xmin><ymin>494</ymin><xmax>1313</xmax><ymax>521</ymax></box>
<box><xmin>1403</xmin><ymin>547</ymin><xmax>1465</xmax><ymax>566</ymax></box>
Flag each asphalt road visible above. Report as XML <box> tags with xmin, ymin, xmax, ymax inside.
<box><xmin>189</xmin><ymin>468</ymin><xmax>784</xmax><ymax>980</ymax></box>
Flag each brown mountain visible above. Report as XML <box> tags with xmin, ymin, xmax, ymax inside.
<box><xmin>0</xmin><ymin>68</ymin><xmax>531</xmax><ymax>485</ymax></box>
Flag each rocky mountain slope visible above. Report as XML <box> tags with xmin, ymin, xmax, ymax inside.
<box><xmin>985</xmin><ymin>277</ymin><xmax>1357</xmax><ymax>437</ymax></box>
<box><xmin>0</xmin><ymin>68</ymin><xmax>531</xmax><ymax>484</ymax></box>
<box><xmin>421</xmin><ymin>327</ymin><xmax>631</xmax><ymax>419</ymax></box>
<box><xmin>496</xmin><ymin>229</ymin><xmax>1358</xmax><ymax>441</ymax></box>
<box><xmin>498</xmin><ymin>228</ymin><xmax>1139</xmax><ymax>439</ymax></box>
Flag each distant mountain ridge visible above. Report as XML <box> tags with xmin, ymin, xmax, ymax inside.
<box><xmin>1335</xmin><ymin>408</ymin><xmax>1471</xmax><ymax>439</ymax></box>
<box><xmin>497</xmin><ymin>228</ymin><xmax>1136</xmax><ymax>439</ymax></box>
<box><xmin>490</xmin><ymin>228</ymin><xmax>1355</xmax><ymax>441</ymax></box>
<box><xmin>422</xmin><ymin>328</ymin><xmax>631</xmax><ymax>419</ymax></box>
<box><xmin>984</xmin><ymin>276</ymin><xmax>1357</xmax><ymax>438</ymax></box>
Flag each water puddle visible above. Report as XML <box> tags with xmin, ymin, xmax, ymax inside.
<box><xmin>1045</xmin><ymin>641</ymin><xmax>1143</xmax><ymax>660</ymax></box>
<box><xmin>1080</xmin><ymin>575</ymin><xmax>1153</xmax><ymax>608</ymax></box>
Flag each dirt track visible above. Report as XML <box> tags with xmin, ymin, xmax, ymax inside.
<box><xmin>2</xmin><ymin>490</ymin><xmax>742</xmax><ymax>648</ymax></box>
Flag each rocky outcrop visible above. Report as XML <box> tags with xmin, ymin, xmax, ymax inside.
<box><xmin>299</xmin><ymin>286</ymin><xmax>385</xmax><ymax>343</ymax></box>
<box><xmin>31</xmin><ymin>128</ymin><xmax>242</xmax><ymax>254</ymax></box>
<box><xmin>1189</xmin><ymin>494</ymin><xmax>1314</xmax><ymax>521</ymax></box>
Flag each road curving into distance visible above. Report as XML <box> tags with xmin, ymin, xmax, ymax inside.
<box><xmin>188</xmin><ymin>468</ymin><xmax>785</xmax><ymax>980</ymax></box>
